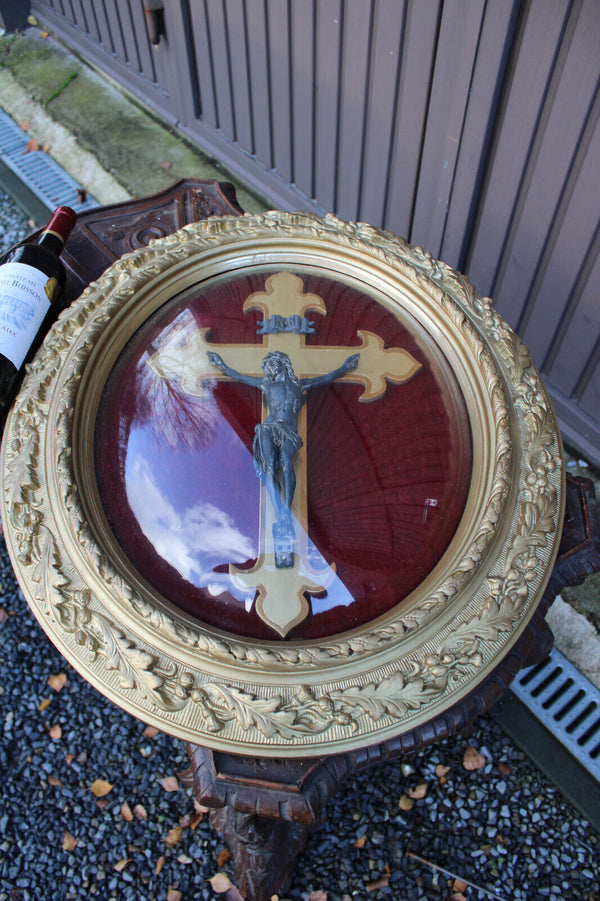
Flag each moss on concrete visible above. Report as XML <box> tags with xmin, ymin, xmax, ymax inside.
<box><xmin>0</xmin><ymin>29</ymin><xmax>266</xmax><ymax>212</ymax></box>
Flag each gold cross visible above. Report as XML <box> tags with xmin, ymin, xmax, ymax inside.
<box><xmin>149</xmin><ymin>272</ymin><xmax>421</xmax><ymax>636</ymax></box>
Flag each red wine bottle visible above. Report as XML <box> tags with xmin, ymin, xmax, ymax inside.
<box><xmin>0</xmin><ymin>205</ymin><xmax>77</xmax><ymax>412</ymax></box>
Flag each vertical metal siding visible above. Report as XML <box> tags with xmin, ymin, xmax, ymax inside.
<box><xmin>28</xmin><ymin>0</ymin><xmax>600</xmax><ymax>462</ymax></box>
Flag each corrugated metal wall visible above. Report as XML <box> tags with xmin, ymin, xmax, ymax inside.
<box><xmin>32</xmin><ymin>0</ymin><xmax>600</xmax><ymax>463</ymax></box>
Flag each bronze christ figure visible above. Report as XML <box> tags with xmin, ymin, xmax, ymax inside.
<box><xmin>207</xmin><ymin>349</ymin><xmax>359</xmax><ymax>566</ymax></box>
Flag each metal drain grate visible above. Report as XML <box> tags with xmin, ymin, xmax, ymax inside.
<box><xmin>0</xmin><ymin>108</ymin><xmax>98</xmax><ymax>214</ymax></box>
<box><xmin>511</xmin><ymin>647</ymin><xmax>600</xmax><ymax>782</ymax></box>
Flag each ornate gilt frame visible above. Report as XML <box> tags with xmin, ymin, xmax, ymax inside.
<box><xmin>0</xmin><ymin>213</ymin><xmax>564</xmax><ymax>756</ymax></box>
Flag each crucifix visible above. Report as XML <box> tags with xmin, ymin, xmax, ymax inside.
<box><xmin>148</xmin><ymin>271</ymin><xmax>422</xmax><ymax>637</ymax></box>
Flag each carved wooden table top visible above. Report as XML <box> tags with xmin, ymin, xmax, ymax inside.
<box><xmin>0</xmin><ymin>177</ymin><xmax>566</xmax><ymax>758</ymax></box>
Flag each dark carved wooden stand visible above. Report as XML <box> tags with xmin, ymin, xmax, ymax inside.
<box><xmin>25</xmin><ymin>180</ymin><xmax>600</xmax><ymax>901</ymax></box>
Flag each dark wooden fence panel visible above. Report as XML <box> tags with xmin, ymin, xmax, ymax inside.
<box><xmin>29</xmin><ymin>0</ymin><xmax>600</xmax><ymax>463</ymax></box>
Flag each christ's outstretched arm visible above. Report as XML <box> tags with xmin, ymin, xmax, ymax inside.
<box><xmin>207</xmin><ymin>351</ymin><xmax>264</xmax><ymax>389</ymax></box>
<box><xmin>300</xmin><ymin>353</ymin><xmax>360</xmax><ymax>391</ymax></box>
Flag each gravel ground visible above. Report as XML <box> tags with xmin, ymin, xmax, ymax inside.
<box><xmin>0</xmin><ymin>189</ymin><xmax>599</xmax><ymax>901</ymax></box>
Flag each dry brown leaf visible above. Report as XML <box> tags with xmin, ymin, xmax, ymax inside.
<box><xmin>498</xmin><ymin>761</ymin><xmax>511</xmax><ymax>776</ymax></box>
<box><xmin>143</xmin><ymin>725</ymin><xmax>159</xmax><ymax>738</ymax></box>
<box><xmin>160</xmin><ymin>776</ymin><xmax>179</xmax><ymax>792</ymax></box>
<box><xmin>179</xmin><ymin>811</ymin><xmax>203</xmax><ymax>830</ymax></box>
<box><xmin>354</xmin><ymin>834</ymin><xmax>367</xmax><ymax>849</ymax></box>
<box><xmin>398</xmin><ymin>794</ymin><xmax>413</xmax><ymax>811</ymax></box>
<box><xmin>463</xmin><ymin>746</ymin><xmax>486</xmax><ymax>771</ymax></box>
<box><xmin>96</xmin><ymin>799</ymin><xmax>109</xmax><ymax>810</ymax></box>
<box><xmin>20</xmin><ymin>120</ymin><xmax>30</xmax><ymax>132</ymax></box>
<box><xmin>114</xmin><ymin>859</ymin><xmax>131</xmax><ymax>872</ymax></box>
<box><xmin>166</xmin><ymin>891</ymin><xmax>182</xmax><ymax>901</ymax></box>
<box><xmin>62</xmin><ymin>831</ymin><xmax>78</xmax><ymax>851</ymax></box>
<box><xmin>447</xmin><ymin>894</ymin><xmax>467</xmax><ymax>901</ymax></box>
<box><xmin>217</xmin><ymin>848</ymin><xmax>231</xmax><ymax>867</ymax></box>
<box><xmin>40</xmin><ymin>31</ymin><xmax>49</xmax><ymax>39</ymax></box>
<box><xmin>47</xmin><ymin>775</ymin><xmax>62</xmax><ymax>787</ymax></box>
<box><xmin>90</xmin><ymin>779</ymin><xmax>113</xmax><ymax>798</ymax></box>
<box><xmin>121</xmin><ymin>801</ymin><xmax>134</xmax><ymax>822</ymax></box>
<box><xmin>128</xmin><ymin>844</ymin><xmax>143</xmax><ymax>854</ymax></box>
<box><xmin>155</xmin><ymin>855</ymin><xmax>166</xmax><ymax>874</ymax></box>
<box><xmin>193</xmin><ymin>799</ymin><xmax>210</xmax><ymax>815</ymax></box>
<box><xmin>366</xmin><ymin>877</ymin><xmax>389</xmax><ymax>892</ymax></box>
<box><xmin>435</xmin><ymin>764</ymin><xmax>451</xmax><ymax>779</ymax></box>
<box><xmin>39</xmin><ymin>698</ymin><xmax>51</xmax><ymax>712</ymax></box>
<box><xmin>133</xmin><ymin>803</ymin><xmax>148</xmax><ymax>820</ymax></box>
<box><xmin>309</xmin><ymin>892</ymin><xmax>328</xmax><ymax>901</ymax></box>
<box><xmin>453</xmin><ymin>879</ymin><xmax>468</xmax><ymax>892</ymax></box>
<box><xmin>210</xmin><ymin>872</ymin><xmax>233</xmax><ymax>893</ymax></box>
<box><xmin>24</xmin><ymin>138</ymin><xmax>39</xmax><ymax>154</ymax></box>
<box><xmin>49</xmin><ymin>725</ymin><xmax>62</xmax><ymax>740</ymax></box>
<box><xmin>164</xmin><ymin>825</ymin><xmax>183</xmax><ymax>847</ymax></box>
<box><xmin>408</xmin><ymin>782</ymin><xmax>428</xmax><ymax>800</ymax></box>
<box><xmin>65</xmin><ymin>754</ymin><xmax>76</xmax><ymax>764</ymax></box>
<box><xmin>48</xmin><ymin>673</ymin><xmax>67</xmax><ymax>692</ymax></box>
<box><xmin>0</xmin><ymin>606</ymin><xmax>9</xmax><ymax>625</ymax></box>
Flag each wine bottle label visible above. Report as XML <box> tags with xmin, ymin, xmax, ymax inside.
<box><xmin>0</xmin><ymin>262</ymin><xmax>53</xmax><ymax>369</ymax></box>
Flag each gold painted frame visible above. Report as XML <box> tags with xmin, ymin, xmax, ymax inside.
<box><xmin>0</xmin><ymin>213</ymin><xmax>564</xmax><ymax>756</ymax></box>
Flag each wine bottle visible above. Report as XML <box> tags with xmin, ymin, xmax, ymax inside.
<box><xmin>0</xmin><ymin>205</ymin><xmax>77</xmax><ymax>412</ymax></box>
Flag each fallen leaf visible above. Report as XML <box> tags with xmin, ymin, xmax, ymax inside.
<box><xmin>217</xmin><ymin>848</ymin><xmax>231</xmax><ymax>867</ymax></box>
<box><xmin>463</xmin><ymin>746</ymin><xmax>486</xmax><ymax>771</ymax></box>
<box><xmin>48</xmin><ymin>673</ymin><xmax>67</xmax><ymax>692</ymax></box>
<box><xmin>453</xmin><ymin>880</ymin><xmax>468</xmax><ymax>892</ymax></box>
<box><xmin>166</xmin><ymin>891</ymin><xmax>182</xmax><ymax>901</ymax></box>
<box><xmin>498</xmin><ymin>762</ymin><xmax>511</xmax><ymax>776</ymax></box>
<box><xmin>121</xmin><ymin>801</ymin><xmax>134</xmax><ymax>822</ymax></box>
<box><xmin>49</xmin><ymin>725</ymin><xmax>62</xmax><ymax>739</ymax></box>
<box><xmin>65</xmin><ymin>754</ymin><xmax>76</xmax><ymax>764</ymax></box>
<box><xmin>27</xmin><ymin>14</ymin><xmax>38</xmax><ymax>25</ymax></box>
<box><xmin>179</xmin><ymin>811</ymin><xmax>203</xmax><ymax>830</ymax></box>
<box><xmin>435</xmin><ymin>764</ymin><xmax>450</xmax><ymax>779</ymax></box>
<box><xmin>193</xmin><ymin>799</ymin><xmax>210</xmax><ymax>815</ymax></box>
<box><xmin>310</xmin><ymin>893</ymin><xmax>328</xmax><ymax>901</ymax></box>
<box><xmin>155</xmin><ymin>855</ymin><xmax>166</xmax><ymax>875</ymax></box>
<box><xmin>24</xmin><ymin>138</ymin><xmax>39</xmax><ymax>154</ymax></box>
<box><xmin>143</xmin><ymin>725</ymin><xmax>159</xmax><ymax>738</ymax></box>
<box><xmin>366</xmin><ymin>877</ymin><xmax>388</xmax><ymax>892</ymax></box>
<box><xmin>42</xmin><ymin>142</ymin><xmax>50</xmax><ymax>153</ymax></box>
<box><xmin>160</xmin><ymin>776</ymin><xmax>179</xmax><ymax>792</ymax></box>
<box><xmin>133</xmin><ymin>803</ymin><xmax>147</xmax><ymax>820</ymax></box>
<box><xmin>177</xmin><ymin>854</ymin><xmax>193</xmax><ymax>864</ymax></box>
<box><xmin>398</xmin><ymin>794</ymin><xmax>414</xmax><ymax>811</ymax></box>
<box><xmin>39</xmin><ymin>698</ymin><xmax>51</xmax><ymax>712</ymax></box>
<box><xmin>62</xmin><ymin>831</ymin><xmax>78</xmax><ymax>851</ymax></box>
<box><xmin>0</xmin><ymin>606</ymin><xmax>9</xmax><ymax>624</ymax></box>
<box><xmin>447</xmin><ymin>894</ymin><xmax>467</xmax><ymax>901</ymax></box>
<box><xmin>164</xmin><ymin>825</ymin><xmax>183</xmax><ymax>847</ymax></box>
<box><xmin>114</xmin><ymin>859</ymin><xmax>131</xmax><ymax>872</ymax></box>
<box><xmin>90</xmin><ymin>779</ymin><xmax>113</xmax><ymax>798</ymax></box>
<box><xmin>210</xmin><ymin>873</ymin><xmax>233</xmax><ymax>893</ymax></box>
<box><xmin>47</xmin><ymin>775</ymin><xmax>62</xmax><ymax>786</ymax></box>
<box><xmin>96</xmin><ymin>799</ymin><xmax>109</xmax><ymax>810</ymax></box>
<box><xmin>41</xmin><ymin>31</ymin><xmax>49</xmax><ymax>39</ymax></box>
<box><xmin>128</xmin><ymin>844</ymin><xmax>143</xmax><ymax>854</ymax></box>
<box><xmin>20</xmin><ymin>120</ymin><xmax>30</xmax><ymax>132</ymax></box>
<box><xmin>354</xmin><ymin>835</ymin><xmax>367</xmax><ymax>849</ymax></box>
<box><xmin>408</xmin><ymin>782</ymin><xmax>428</xmax><ymax>800</ymax></box>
